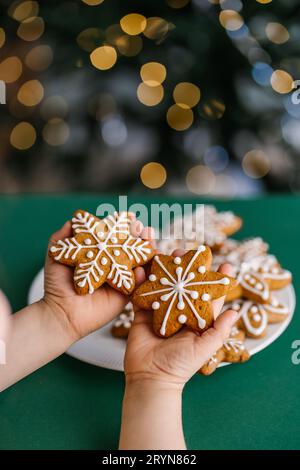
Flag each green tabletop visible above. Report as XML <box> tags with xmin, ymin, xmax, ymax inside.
<box><xmin>0</xmin><ymin>195</ymin><xmax>299</xmax><ymax>450</ymax></box>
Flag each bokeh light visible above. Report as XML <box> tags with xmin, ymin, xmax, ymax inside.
<box><xmin>0</xmin><ymin>28</ymin><xmax>5</xmax><ymax>48</ymax></box>
<box><xmin>219</xmin><ymin>10</ymin><xmax>244</xmax><ymax>31</ymax></box>
<box><xmin>10</xmin><ymin>121</ymin><xmax>36</xmax><ymax>150</ymax></box>
<box><xmin>40</xmin><ymin>96</ymin><xmax>68</xmax><ymax>120</ymax></box>
<box><xmin>140</xmin><ymin>162</ymin><xmax>167</xmax><ymax>189</ymax></box>
<box><xmin>186</xmin><ymin>165</ymin><xmax>216</xmax><ymax>194</ymax></box>
<box><xmin>90</xmin><ymin>46</ymin><xmax>117</xmax><ymax>70</ymax></box>
<box><xmin>137</xmin><ymin>83</ymin><xmax>164</xmax><ymax>106</ymax></box>
<box><xmin>265</xmin><ymin>22</ymin><xmax>289</xmax><ymax>45</ymax></box>
<box><xmin>167</xmin><ymin>0</ymin><xmax>190</xmax><ymax>9</ymax></box>
<box><xmin>204</xmin><ymin>146</ymin><xmax>229</xmax><ymax>172</ymax></box>
<box><xmin>271</xmin><ymin>69</ymin><xmax>293</xmax><ymax>94</ymax></box>
<box><xmin>42</xmin><ymin>118</ymin><xmax>70</xmax><ymax>146</ymax></box>
<box><xmin>77</xmin><ymin>28</ymin><xmax>103</xmax><ymax>52</ymax></box>
<box><xmin>173</xmin><ymin>82</ymin><xmax>201</xmax><ymax>109</ymax></box>
<box><xmin>101</xmin><ymin>116</ymin><xmax>127</xmax><ymax>147</ymax></box>
<box><xmin>17</xmin><ymin>79</ymin><xmax>44</xmax><ymax>106</ymax></box>
<box><xmin>81</xmin><ymin>0</ymin><xmax>105</xmax><ymax>5</ymax></box>
<box><xmin>8</xmin><ymin>1</ymin><xmax>39</xmax><ymax>21</ymax></box>
<box><xmin>252</xmin><ymin>62</ymin><xmax>273</xmax><ymax>86</ymax></box>
<box><xmin>140</xmin><ymin>62</ymin><xmax>166</xmax><ymax>86</ymax></box>
<box><xmin>199</xmin><ymin>98</ymin><xmax>225</xmax><ymax>120</ymax></box>
<box><xmin>167</xmin><ymin>104</ymin><xmax>193</xmax><ymax>131</ymax></box>
<box><xmin>242</xmin><ymin>150</ymin><xmax>270</xmax><ymax>178</ymax></box>
<box><xmin>256</xmin><ymin>0</ymin><xmax>272</xmax><ymax>4</ymax></box>
<box><xmin>0</xmin><ymin>56</ymin><xmax>22</xmax><ymax>83</ymax></box>
<box><xmin>115</xmin><ymin>35</ymin><xmax>143</xmax><ymax>56</ymax></box>
<box><xmin>25</xmin><ymin>45</ymin><xmax>53</xmax><ymax>71</ymax></box>
<box><xmin>120</xmin><ymin>14</ymin><xmax>147</xmax><ymax>36</ymax></box>
<box><xmin>143</xmin><ymin>17</ymin><xmax>169</xmax><ymax>41</ymax></box>
<box><xmin>17</xmin><ymin>16</ymin><xmax>45</xmax><ymax>41</ymax></box>
<box><xmin>220</xmin><ymin>0</ymin><xmax>243</xmax><ymax>12</ymax></box>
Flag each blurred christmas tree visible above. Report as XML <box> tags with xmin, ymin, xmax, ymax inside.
<box><xmin>0</xmin><ymin>0</ymin><xmax>300</xmax><ymax>196</ymax></box>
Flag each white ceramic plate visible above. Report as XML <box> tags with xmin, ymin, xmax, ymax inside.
<box><xmin>28</xmin><ymin>269</ymin><xmax>296</xmax><ymax>371</ymax></box>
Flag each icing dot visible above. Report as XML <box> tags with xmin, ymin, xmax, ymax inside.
<box><xmin>114</xmin><ymin>249</ymin><xmax>120</xmax><ymax>256</ymax></box>
<box><xmin>86</xmin><ymin>251</ymin><xmax>94</xmax><ymax>259</ymax></box>
<box><xmin>250</xmin><ymin>278</ymin><xmax>256</xmax><ymax>285</ymax></box>
<box><xmin>84</xmin><ymin>239</ymin><xmax>92</xmax><ymax>245</ymax></box>
<box><xmin>232</xmin><ymin>303</ymin><xmax>240</xmax><ymax>311</ymax></box>
<box><xmin>262</xmin><ymin>292</ymin><xmax>268</xmax><ymax>300</ymax></box>
<box><xmin>160</xmin><ymin>277</ymin><xmax>169</xmax><ymax>285</ymax></box>
<box><xmin>178</xmin><ymin>314</ymin><xmax>187</xmax><ymax>324</ymax></box>
<box><xmin>256</xmin><ymin>283</ymin><xmax>263</xmax><ymax>290</ymax></box>
<box><xmin>253</xmin><ymin>313</ymin><xmax>261</xmax><ymax>322</ymax></box>
<box><xmin>174</xmin><ymin>257</ymin><xmax>182</xmax><ymax>265</ymax></box>
<box><xmin>202</xmin><ymin>293</ymin><xmax>210</xmax><ymax>301</ymax></box>
<box><xmin>50</xmin><ymin>246</ymin><xmax>57</xmax><ymax>252</ymax></box>
<box><xmin>244</xmin><ymin>274</ymin><xmax>251</xmax><ymax>281</ymax></box>
<box><xmin>120</xmin><ymin>314</ymin><xmax>126</xmax><ymax>320</ymax></box>
<box><xmin>271</xmin><ymin>298</ymin><xmax>279</xmax><ymax>307</ymax></box>
<box><xmin>97</xmin><ymin>231</ymin><xmax>105</xmax><ymax>239</ymax></box>
<box><xmin>152</xmin><ymin>301</ymin><xmax>160</xmax><ymax>310</ymax></box>
<box><xmin>111</xmin><ymin>237</ymin><xmax>118</xmax><ymax>243</ymax></box>
<box><xmin>78</xmin><ymin>280</ymin><xmax>85</xmax><ymax>288</ymax></box>
<box><xmin>198</xmin><ymin>265</ymin><xmax>206</xmax><ymax>274</ymax></box>
<box><xmin>187</xmin><ymin>272</ymin><xmax>195</xmax><ymax>281</ymax></box>
<box><xmin>124</xmin><ymin>322</ymin><xmax>131</xmax><ymax>329</ymax></box>
<box><xmin>222</xmin><ymin>277</ymin><xmax>230</xmax><ymax>285</ymax></box>
<box><xmin>190</xmin><ymin>291</ymin><xmax>199</xmax><ymax>299</ymax></box>
<box><xmin>161</xmin><ymin>294</ymin><xmax>170</xmax><ymax>301</ymax></box>
<box><xmin>250</xmin><ymin>306</ymin><xmax>258</xmax><ymax>314</ymax></box>
<box><xmin>199</xmin><ymin>245</ymin><xmax>206</xmax><ymax>252</ymax></box>
<box><xmin>149</xmin><ymin>274</ymin><xmax>156</xmax><ymax>282</ymax></box>
<box><xmin>272</xmin><ymin>267</ymin><xmax>280</xmax><ymax>274</ymax></box>
<box><xmin>101</xmin><ymin>257</ymin><xmax>108</xmax><ymax>265</ymax></box>
<box><xmin>76</xmin><ymin>212</ymin><xmax>82</xmax><ymax>218</ymax></box>
<box><xmin>177</xmin><ymin>301</ymin><xmax>185</xmax><ymax>310</ymax></box>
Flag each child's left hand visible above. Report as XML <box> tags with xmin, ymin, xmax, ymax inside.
<box><xmin>43</xmin><ymin>220</ymin><xmax>154</xmax><ymax>342</ymax></box>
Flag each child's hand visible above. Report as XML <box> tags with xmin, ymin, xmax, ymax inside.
<box><xmin>43</xmin><ymin>220</ymin><xmax>154</xmax><ymax>343</ymax></box>
<box><xmin>124</xmin><ymin>251</ymin><xmax>239</xmax><ymax>390</ymax></box>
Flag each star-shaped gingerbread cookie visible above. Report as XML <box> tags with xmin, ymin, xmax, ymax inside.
<box><xmin>49</xmin><ymin>210</ymin><xmax>155</xmax><ymax>295</ymax></box>
<box><xmin>132</xmin><ymin>245</ymin><xmax>236</xmax><ymax>337</ymax></box>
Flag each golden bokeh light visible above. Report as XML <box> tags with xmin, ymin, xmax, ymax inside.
<box><xmin>143</xmin><ymin>17</ymin><xmax>169</xmax><ymax>41</ymax></box>
<box><xmin>40</xmin><ymin>96</ymin><xmax>68</xmax><ymax>120</ymax></box>
<box><xmin>90</xmin><ymin>46</ymin><xmax>117</xmax><ymax>70</ymax></box>
<box><xmin>256</xmin><ymin>0</ymin><xmax>272</xmax><ymax>4</ymax></box>
<box><xmin>186</xmin><ymin>165</ymin><xmax>216</xmax><ymax>195</ymax></box>
<box><xmin>140</xmin><ymin>62</ymin><xmax>166</xmax><ymax>87</ymax></box>
<box><xmin>137</xmin><ymin>83</ymin><xmax>164</xmax><ymax>106</ymax></box>
<box><xmin>0</xmin><ymin>56</ymin><xmax>22</xmax><ymax>83</ymax></box>
<box><xmin>199</xmin><ymin>98</ymin><xmax>225</xmax><ymax>120</ymax></box>
<box><xmin>115</xmin><ymin>35</ymin><xmax>143</xmax><ymax>57</ymax></box>
<box><xmin>271</xmin><ymin>69</ymin><xmax>293</xmax><ymax>94</ymax></box>
<box><xmin>17</xmin><ymin>16</ymin><xmax>45</xmax><ymax>41</ymax></box>
<box><xmin>219</xmin><ymin>10</ymin><xmax>244</xmax><ymax>31</ymax></box>
<box><xmin>173</xmin><ymin>82</ymin><xmax>201</xmax><ymax>109</ymax></box>
<box><xmin>17</xmin><ymin>79</ymin><xmax>44</xmax><ymax>106</ymax></box>
<box><xmin>167</xmin><ymin>104</ymin><xmax>193</xmax><ymax>131</ymax></box>
<box><xmin>25</xmin><ymin>45</ymin><xmax>53</xmax><ymax>71</ymax></box>
<box><xmin>120</xmin><ymin>14</ymin><xmax>147</xmax><ymax>36</ymax></box>
<box><xmin>10</xmin><ymin>121</ymin><xmax>36</xmax><ymax>150</ymax></box>
<box><xmin>242</xmin><ymin>150</ymin><xmax>270</xmax><ymax>179</ymax></box>
<box><xmin>265</xmin><ymin>22</ymin><xmax>289</xmax><ymax>45</ymax></box>
<box><xmin>8</xmin><ymin>1</ymin><xmax>39</xmax><ymax>22</ymax></box>
<box><xmin>43</xmin><ymin>118</ymin><xmax>70</xmax><ymax>146</ymax></box>
<box><xmin>0</xmin><ymin>28</ymin><xmax>5</xmax><ymax>48</ymax></box>
<box><xmin>140</xmin><ymin>162</ymin><xmax>167</xmax><ymax>189</ymax></box>
<box><xmin>77</xmin><ymin>28</ymin><xmax>103</xmax><ymax>52</ymax></box>
<box><xmin>167</xmin><ymin>0</ymin><xmax>190</xmax><ymax>9</ymax></box>
<box><xmin>106</xmin><ymin>24</ymin><xmax>123</xmax><ymax>45</ymax></box>
<box><xmin>81</xmin><ymin>0</ymin><xmax>104</xmax><ymax>5</ymax></box>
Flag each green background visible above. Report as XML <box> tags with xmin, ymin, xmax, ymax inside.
<box><xmin>0</xmin><ymin>195</ymin><xmax>299</xmax><ymax>450</ymax></box>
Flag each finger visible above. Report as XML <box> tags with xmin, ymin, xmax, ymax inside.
<box><xmin>130</xmin><ymin>220</ymin><xmax>144</xmax><ymax>237</ymax></box>
<box><xmin>141</xmin><ymin>226</ymin><xmax>156</xmax><ymax>242</ymax></box>
<box><xmin>212</xmin><ymin>263</ymin><xmax>233</xmax><ymax>319</ymax></box>
<box><xmin>193</xmin><ymin>309</ymin><xmax>239</xmax><ymax>363</ymax></box>
<box><xmin>48</xmin><ymin>221</ymin><xmax>72</xmax><ymax>247</ymax></box>
<box><xmin>134</xmin><ymin>266</ymin><xmax>146</xmax><ymax>286</ymax></box>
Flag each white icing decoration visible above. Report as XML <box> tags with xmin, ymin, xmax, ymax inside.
<box><xmin>50</xmin><ymin>246</ymin><xmax>57</xmax><ymax>252</ymax></box>
<box><xmin>253</xmin><ymin>313</ymin><xmax>261</xmax><ymax>322</ymax></box>
<box><xmin>178</xmin><ymin>314</ymin><xmax>187</xmax><ymax>324</ymax></box>
<box><xmin>190</xmin><ymin>291</ymin><xmax>199</xmax><ymax>299</ymax></box>
<box><xmin>97</xmin><ymin>231</ymin><xmax>105</xmax><ymax>239</ymax></box>
<box><xmin>86</xmin><ymin>251</ymin><xmax>94</xmax><ymax>259</ymax></box>
<box><xmin>152</xmin><ymin>301</ymin><xmax>160</xmax><ymax>310</ymax></box>
<box><xmin>198</xmin><ymin>265</ymin><xmax>206</xmax><ymax>274</ymax></box>
<box><xmin>239</xmin><ymin>270</ymin><xmax>269</xmax><ymax>302</ymax></box>
<box><xmin>237</xmin><ymin>300</ymin><xmax>268</xmax><ymax>337</ymax></box>
<box><xmin>202</xmin><ymin>293</ymin><xmax>210</xmax><ymax>301</ymax></box>
<box><xmin>250</xmin><ymin>306</ymin><xmax>258</xmax><ymax>313</ymax></box>
<box><xmin>149</xmin><ymin>274</ymin><xmax>156</xmax><ymax>282</ymax></box>
<box><xmin>223</xmin><ymin>338</ymin><xmax>245</xmax><ymax>353</ymax></box>
<box><xmin>84</xmin><ymin>239</ymin><xmax>92</xmax><ymax>245</ymax></box>
<box><xmin>174</xmin><ymin>257</ymin><xmax>181</xmax><ymax>265</ymax></box>
<box><xmin>114</xmin><ymin>249</ymin><xmax>120</xmax><ymax>256</ymax></box>
<box><xmin>101</xmin><ymin>257</ymin><xmax>108</xmax><ymax>265</ymax></box>
<box><xmin>140</xmin><ymin>247</ymin><xmax>231</xmax><ymax>336</ymax></box>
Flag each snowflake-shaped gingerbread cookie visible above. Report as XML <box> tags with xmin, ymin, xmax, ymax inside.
<box><xmin>132</xmin><ymin>245</ymin><xmax>236</xmax><ymax>337</ymax></box>
<box><xmin>49</xmin><ymin>210</ymin><xmax>155</xmax><ymax>295</ymax></box>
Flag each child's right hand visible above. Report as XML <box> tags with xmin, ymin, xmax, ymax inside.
<box><xmin>124</xmin><ymin>252</ymin><xmax>239</xmax><ymax>390</ymax></box>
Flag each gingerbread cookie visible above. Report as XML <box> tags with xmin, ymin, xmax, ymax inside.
<box><xmin>227</xmin><ymin>299</ymin><xmax>268</xmax><ymax>338</ymax></box>
<box><xmin>200</xmin><ymin>326</ymin><xmax>250</xmax><ymax>375</ymax></box>
<box><xmin>132</xmin><ymin>245</ymin><xmax>236</xmax><ymax>338</ymax></box>
<box><xmin>49</xmin><ymin>210</ymin><xmax>155</xmax><ymax>295</ymax></box>
<box><xmin>111</xmin><ymin>302</ymin><xmax>134</xmax><ymax>338</ymax></box>
<box><xmin>226</xmin><ymin>269</ymin><xmax>270</xmax><ymax>304</ymax></box>
<box><xmin>264</xmin><ymin>296</ymin><xmax>289</xmax><ymax>324</ymax></box>
<box><xmin>256</xmin><ymin>254</ymin><xmax>292</xmax><ymax>290</ymax></box>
